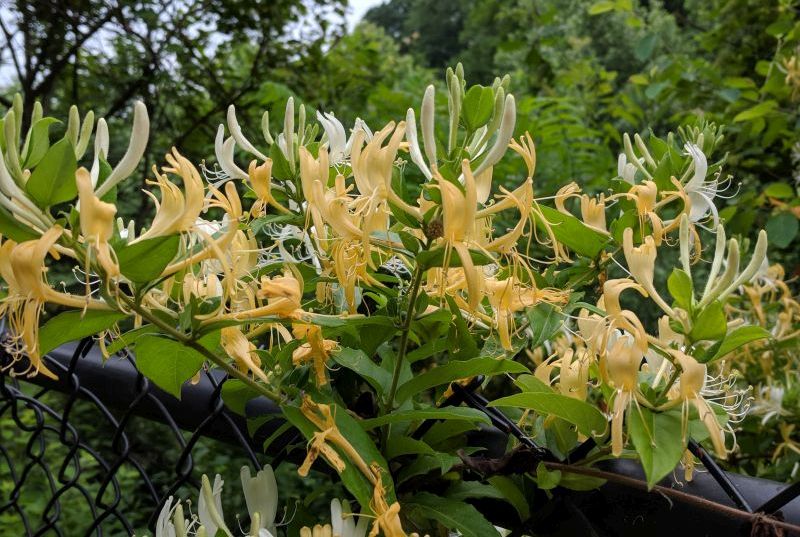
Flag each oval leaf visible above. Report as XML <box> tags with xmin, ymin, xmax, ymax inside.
<box><xmin>489</xmin><ymin>392</ymin><xmax>607</xmax><ymax>437</ymax></box>
<box><xmin>25</xmin><ymin>138</ymin><xmax>78</xmax><ymax>207</ymax></box>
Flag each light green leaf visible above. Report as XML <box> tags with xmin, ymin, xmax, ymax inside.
<box><xmin>25</xmin><ymin>138</ymin><xmax>78</xmax><ymax>207</ymax></box>
<box><xmin>489</xmin><ymin>392</ymin><xmax>607</xmax><ymax>437</ymax></box>
<box><xmin>221</xmin><ymin>379</ymin><xmax>261</xmax><ymax>415</ymax></box>
<box><xmin>765</xmin><ymin>212</ymin><xmax>798</xmax><ymax>249</ymax></box>
<box><xmin>628</xmin><ymin>407</ymin><xmax>685</xmax><ymax>489</ymax></box>
<box><xmin>116</xmin><ymin>234</ymin><xmax>180</xmax><ymax>283</ymax></box>
<box><xmin>463</xmin><ymin>85</ymin><xmax>495</xmax><ymax>130</ymax></box>
<box><xmin>764</xmin><ymin>182</ymin><xmax>795</xmax><ymax>199</ymax></box>
<box><xmin>667</xmin><ymin>268</ymin><xmax>693</xmax><ymax>310</ymax></box>
<box><xmin>395</xmin><ymin>357</ymin><xmax>529</xmax><ymax>404</ymax></box>
<box><xmin>703</xmin><ymin>325</ymin><xmax>771</xmax><ymax>363</ymax></box>
<box><xmin>135</xmin><ymin>335</ymin><xmax>207</xmax><ymax>399</ymax></box>
<box><xmin>0</xmin><ymin>204</ymin><xmax>40</xmax><ymax>242</ymax></box>
<box><xmin>527</xmin><ymin>302</ymin><xmax>563</xmax><ymax>348</ymax></box>
<box><xmin>23</xmin><ymin>117</ymin><xmax>60</xmax><ymax>168</ymax></box>
<box><xmin>533</xmin><ymin>205</ymin><xmax>609</xmax><ymax>258</ymax></box>
<box><xmin>39</xmin><ymin>310</ymin><xmax>127</xmax><ymax>356</ymax></box>
<box><xmin>536</xmin><ymin>462</ymin><xmax>561</xmax><ymax>490</ymax></box>
<box><xmin>514</xmin><ymin>374</ymin><xmax>553</xmax><ymax>393</ymax></box>
<box><xmin>689</xmin><ymin>301</ymin><xmax>727</xmax><ymax>341</ymax></box>
<box><xmin>105</xmin><ymin>325</ymin><xmax>159</xmax><ymax>355</ymax></box>
<box><xmin>405</xmin><ymin>492</ymin><xmax>501</xmax><ymax>537</ymax></box>
<box><xmin>733</xmin><ymin>100</ymin><xmax>777</xmax><ymax>122</ymax></box>
<box><xmin>360</xmin><ymin>407</ymin><xmax>490</xmax><ymax>430</ymax></box>
<box><xmin>417</xmin><ymin>246</ymin><xmax>495</xmax><ymax>270</ymax></box>
<box><xmin>588</xmin><ymin>0</ymin><xmax>616</xmax><ymax>14</ymax></box>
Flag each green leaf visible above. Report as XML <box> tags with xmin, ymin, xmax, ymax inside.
<box><xmin>116</xmin><ymin>234</ymin><xmax>180</xmax><ymax>283</ymax></box>
<box><xmin>25</xmin><ymin>138</ymin><xmax>78</xmax><ymax>207</ymax></box>
<box><xmin>489</xmin><ymin>392</ymin><xmax>607</xmax><ymax>437</ymax></box>
<box><xmin>558</xmin><ymin>473</ymin><xmax>607</xmax><ymax>491</ymax></box>
<box><xmin>0</xmin><ymin>204</ymin><xmax>40</xmax><ymax>242</ymax></box>
<box><xmin>702</xmin><ymin>325</ymin><xmax>771</xmax><ymax>363</ymax></box>
<box><xmin>487</xmin><ymin>476</ymin><xmax>530</xmax><ymax>520</ymax></box>
<box><xmin>135</xmin><ymin>335</ymin><xmax>207</xmax><ymax>399</ymax></box>
<box><xmin>39</xmin><ymin>310</ymin><xmax>127</xmax><ymax>356</ymax></box>
<box><xmin>105</xmin><ymin>325</ymin><xmax>159</xmax><ymax>355</ymax></box>
<box><xmin>405</xmin><ymin>492</ymin><xmax>501</xmax><ymax>537</ymax></box>
<box><xmin>533</xmin><ymin>205</ymin><xmax>609</xmax><ymax>258</ymax></box>
<box><xmin>536</xmin><ymin>462</ymin><xmax>561</xmax><ymax>490</ymax></box>
<box><xmin>765</xmin><ymin>212</ymin><xmax>798</xmax><ymax>249</ymax></box>
<box><xmin>628</xmin><ymin>407</ymin><xmax>685</xmax><ymax>489</ymax></box>
<box><xmin>588</xmin><ymin>0</ymin><xmax>616</xmax><ymax>14</ymax></box>
<box><xmin>634</xmin><ymin>34</ymin><xmax>657</xmax><ymax>61</ymax></box>
<box><xmin>462</xmin><ymin>85</ymin><xmax>495</xmax><ymax>130</ymax></box>
<box><xmin>360</xmin><ymin>407</ymin><xmax>490</xmax><ymax>430</ymax></box>
<box><xmin>667</xmin><ymin>268</ymin><xmax>693</xmax><ymax>310</ymax></box>
<box><xmin>526</xmin><ymin>302</ymin><xmax>563</xmax><ymax>348</ymax></box>
<box><xmin>221</xmin><ymin>379</ymin><xmax>262</xmax><ymax>415</ymax></box>
<box><xmin>689</xmin><ymin>301</ymin><xmax>727</xmax><ymax>341</ymax></box>
<box><xmin>514</xmin><ymin>374</ymin><xmax>553</xmax><ymax>393</ymax></box>
<box><xmin>417</xmin><ymin>246</ymin><xmax>495</xmax><ymax>270</ymax></box>
<box><xmin>764</xmin><ymin>182</ymin><xmax>795</xmax><ymax>199</ymax></box>
<box><xmin>23</xmin><ymin>117</ymin><xmax>60</xmax><ymax>168</ymax></box>
<box><xmin>733</xmin><ymin>100</ymin><xmax>777</xmax><ymax>122</ymax></box>
<box><xmin>269</xmin><ymin>142</ymin><xmax>293</xmax><ymax>180</ymax></box>
<box><xmin>395</xmin><ymin>357</ymin><xmax>529</xmax><ymax>404</ymax></box>
<box><xmin>331</xmin><ymin>347</ymin><xmax>391</xmax><ymax>394</ymax></box>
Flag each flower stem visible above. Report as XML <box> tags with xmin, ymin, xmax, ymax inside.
<box><xmin>381</xmin><ymin>263</ymin><xmax>425</xmax><ymax>441</ymax></box>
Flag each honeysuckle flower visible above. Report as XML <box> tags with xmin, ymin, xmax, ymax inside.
<box><xmin>155</xmin><ymin>496</ymin><xmax>178</xmax><ymax>537</ymax></box>
<box><xmin>598</xmin><ymin>279</ymin><xmax>649</xmax><ymax>353</ymax></box>
<box><xmin>622</xmin><ymin>228</ymin><xmax>675</xmax><ymax>317</ymax></box>
<box><xmin>76</xmin><ymin>167</ymin><xmax>119</xmax><ymax>277</ymax></box>
<box><xmin>0</xmin><ymin>227</ymin><xmax>110</xmax><ymax>379</ymax></box>
<box><xmin>297</xmin><ymin>396</ymin><xmax>373</xmax><ymax>480</ymax></box>
<box><xmin>241</xmin><ymin>466</ymin><xmax>279</xmax><ymax>535</ymax></box>
<box><xmin>606</xmin><ymin>331</ymin><xmax>644</xmax><ymax>456</ymax></box>
<box><xmin>248</xmin><ymin>159</ymin><xmax>290</xmax><ymax>215</ymax></box>
<box><xmin>617</xmin><ymin>153</ymin><xmax>638</xmax><ymax>184</ymax></box>
<box><xmin>367</xmin><ymin>463</ymin><xmax>409</xmax><ymax>537</ymax></box>
<box><xmin>484</xmin><ymin>277</ymin><xmax>536</xmax><ymax>351</ymax></box>
<box><xmin>95</xmin><ymin>101</ymin><xmax>149</xmax><ymax>199</ymax></box>
<box><xmin>136</xmin><ymin>149</ymin><xmax>204</xmax><ymax>242</ymax></box>
<box><xmin>580</xmin><ymin>194</ymin><xmax>607</xmax><ymax>234</ymax></box>
<box><xmin>683</xmin><ymin>143</ymin><xmax>719</xmax><ymax>226</ymax></box>
<box><xmin>220</xmin><ymin>326</ymin><xmax>267</xmax><ymax>382</ymax></box>
<box><xmin>199</xmin><ymin>474</ymin><xmax>233</xmax><ymax>537</ymax></box>
<box><xmin>316</xmin><ymin>111</ymin><xmax>372</xmax><ymax>166</ymax></box>
<box><xmin>331</xmin><ymin>498</ymin><xmax>369</xmax><ymax>537</ymax></box>
<box><xmin>301</xmin><ymin>525</ymin><xmax>334</xmax><ymax>537</ymax></box>
<box><xmin>292</xmin><ymin>323</ymin><xmax>338</xmax><ymax>386</ymax></box>
<box><xmin>558</xmin><ymin>348</ymin><xmax>590</xmax><ymax>401</ymax></box>
<box><xmin>627</xmin><ymin>180</ymin><xmax>664</xmax><ymax>244</ymax></box>
<box><xmin>667</xmin><ymin>351</ymin><xmax>727</xmax><ymax>458</ymax></box>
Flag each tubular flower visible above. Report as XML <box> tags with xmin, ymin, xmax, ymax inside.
<box><xmin>600</xmin><ymin>279</ymin><xmax>649</xmax><ymax>353</ymax></box>
<box><xmin>627</xmin><ymin>181</ymin><xmax>664</xmax><ymax>244</ymax></box>
<box><xmin>0</xmin><ymin>227</ymin><xmax>109</xmax><ymax>379</ymax></box>
<box><xmin>220</xmin><ymin>326</ymin><xmax>267</xmax><ymax>382</ymax></box>
<box><xmin>622</xmin><ymin>228</ymin><xmax>674</xmax><ymax>317</ymax></box>
<box><xmin>298</xmin><ymin>397</ymin><xmax>373</xmax><ymax>481</ymax></box>
<box><xmin>240</xmin><ymin>466</ymin><xmax>279</xmax><ymax>535</ymax></box>
<box><xmin>198</xmin><ymin>474</ymin><xmax>233</xmax><ymax>537</ymax></box>
<box><xmin>136</xmin><ymin>148</ymin><xmax>205</xmax><ymax>242</ymax></box>
<box><xmin>292</xmin><ymin>323</ymin><xmax>338</xmax><ymax>386</ymax></box>
<box><xmin>485</xmin><ymin>277</ymin><xmax>548</xmax><ymax>351</ymax></box>
<box><xmin>580</xmin><ymin>194</ymin><xmax>607</xmax><ymax>234</ymax></box>
<box><xmin>558</xmin><ymin>348</ymin><xmax>590</xmax><ymax>401</ymax></box>
<box><xmin>683</xmin><ymin>143</ymin><xmax>719</xmax><ymax>226</ymax></box>
<box><xmin>76</xmin><ymin>167</ymin><xmax>119</xmax><ymax>277</ymax></box>
<box><xmin>248</xmin><ymin>159</ymin><xmax>289</xmax><ymax>215</ymax></box>
<box><xmin>350</xmin><ymin>121</ymin><xmax>420</xmax><ymax>220</ymax></box>
<box><xmin>668</xmin><ymin>351</ymin><xmax>727</xmax><ymax>458</ymax></box>
<box><xmin>368</xmin><ymin>463</ymin><xmax>407</xmax><ymax>537</ymax></box>
<box><xmin>606</xmin><ymin>332</ymin><xmax>644</xmax><ymax>456</ymax></box>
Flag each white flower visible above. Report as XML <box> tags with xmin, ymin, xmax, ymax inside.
<box><xmin>617</xmin><ymin>153</ymin><xmax>637</xmax><ymax>184</ymax></box>
<box><xmin>241</xmin><ymin>466</ymin><xmax>279</xmax><ymax>535</ymax></box>
<box><xmin>330</xmin><ymin>498</ymin><xmax>369</xmax><ymax>537</ymax></box>
<box><xmin>199</xmin><ymin>474</ymin><xmax>232</xmax><ymax>537</ymax></box>
<box><xmin>316</xmin><ymin>111</ymin><xmax>372</xmax><ymax>166</ymax></box>
<box><xmin>155</xmin><ymin>496</ymin><xmax>177</xmax><ymax>537</ymax></box>
<box><xmin>683</xmin><ymin>143</ymin><xmax>719</xmax><ymax>226</ymax></box>
<box><xmin>752</xmin><ymin>385</ymin><xmax>786</xmax><ymax>425</ymax></box>
<box><xmin>95</xmin><ymin>101</ymin><xmax>150</xmax><ymax>198</ymax></box>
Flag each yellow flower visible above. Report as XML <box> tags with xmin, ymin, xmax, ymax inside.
<box><xmin>485</xmin><ymin>277</ymin><xmax>537</xmax><ymax>351</ymax></box>
<box><xmin>136</xmin><ymin>148</ymin><xmax>204</xmax><ymax>242</ymax></box>
<box><xmin>220</xmin><ymin>326</ymin><xmax>267</xmax><ymax>382</ymax></box>
<box><xmin>558</xmin><ymin>348</ymin><xmax>590</xmax><ymax>401</ymax></box>
<box><xmin>292</xmin><ymin>324</ymin><xmax>338</xmax><ymax>386</ymax></box>
<box><xmin>580</xmin><ymin>194</ymin><xmax>607</xmax><ymax>234</ymax></box>
<box><xmin>247</xmin><ymin>159</ymin><xmax>289</xmax><ymax>215</ymax></box>
<box><xmin>0</xmin><ymin>228</ymin><xmax>110</xmax><ymax>379</ymax></box>
<box><xmin>606</xmin><ymin>332</ymin><xmax>643</xmax><ymax>456</ymax></box>
<box><xmin>368</xmin><ymin>463</ymin><xmax>407</xmax><ymax>537</ymax></box>
<box><xmin>622</xmin><ymin>228</ymin><xmax>675</xmax><ymax>317</ymax></box>
<box><xmin>76</xmin><ymin>167</ymin><xmax>119</xmax><ymax>277</ymax></box>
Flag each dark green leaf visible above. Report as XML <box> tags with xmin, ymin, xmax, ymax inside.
<box><xmin>331</xmin><ymin>347</ymin><xmax>391</xmax><ymax>394</ymax></box>
<box><xmin>462</xmin><ymin>85</ymin><xmax>495</xmax><ymax>130</ymax></box>
<box><xmin>395</xmin><ymin>357</ymin><xmax>529</xmax><ymax>404</ymax></box>
<box><xmin>116</xmin><ymin>234</ymin><xmax>180</xmax><ymax>283</ymax></box>
<box><xmin>702</xmin><ymin>325</ymin><xmax>771</xmax><ymax>363</ymax></box>
<box><xmin>23</xmin><ymin>117</ymin><xmax>60</xmax><ymax>168</ymax></box>
<box><xmin>533</xmin><ymin>205</ymin><xmax>609</xmax><ymax>258</ymax></box>
<box><xmin>765</xmin><ymin>212</ymin><xmax>798</xmax><ymax>249</ymax></box>
<box><xmin>0</xmin><ymin>204</ymin><xmax>40</xmax><ymax>242</ymax></box>
<box><xmin>405</xmin><ymin>492</ymin><xmax>501</xmax><ymax>537</ymax></box>
<box><xmin>527</xmin><ymin>302</ymin><xmax>563</xmax><ymax>348</ymax></box>
<box><xmin>360</xmin><ymin>407</ymin><xmax>490</xmax><ymax>430</ymax></box>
